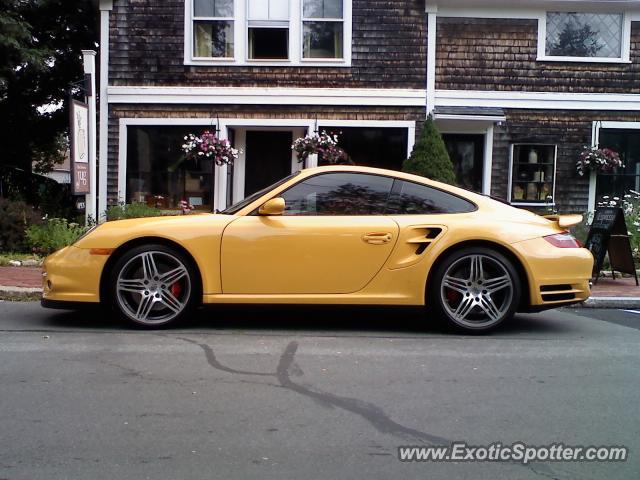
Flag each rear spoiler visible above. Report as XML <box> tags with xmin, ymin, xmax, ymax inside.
<box><xmin>543</xmin><ymin>214</ymin><xmax>583</xmax><ymax>228</ymax></box>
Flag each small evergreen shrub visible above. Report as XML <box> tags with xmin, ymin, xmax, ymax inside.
<box><xmin>402</xmin><ymin>116</ymin><xmax>457</xmax><ymax>185</ymax></box>
<box><xmin>0</xmin><ymin>198</ymin><xmax>42</xmax><ymax>252</ymax></box>
<box><xmin>25</xmin><ymin>218</ymin><xmax>89</xmax><ymax>254</ymax></box>
<box><xmin>105</xmin><ymin>202</ymin><xmax>164</xmax><ymax>221</ymax></box>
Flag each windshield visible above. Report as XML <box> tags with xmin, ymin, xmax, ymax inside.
<box><xmin>220</xmin><ymin>172</ymin><xmax>300</xmax><ymax>215</ymax></box>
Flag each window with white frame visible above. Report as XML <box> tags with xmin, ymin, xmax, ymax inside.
<box><xmin>193</xmin><ymin>0</ymin><xmax>235</xmax><ymax>58</ymax></box>
<box><xmin>541</xmin><ymin>12</ymin><xmax>627</xmax><ymax>61</ymax></box>
<box><xmin>302</xmin><ymin>0</ymin><xmax>344</xmax><ymax>59</ymax></box>
<box><xmin>509</xmin><ymin>144</ymin><xmax>557</xmax><ymax>206</ymax></box>
<box><xmin>248</xmin><ymin>0</ymin><xmax>290</xmax><ymax>59</ymax></box>
<box><xmin>186</xmin><ymin>0</ymin><xmax>350</xmax><ymax>65</ymax></box>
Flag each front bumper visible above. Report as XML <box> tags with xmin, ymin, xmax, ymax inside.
<box><xmin>41</xmin><ymin>246</ymin><xmax>107</xmax><ymax>304</ymax></box>
<box><xmin>511</xmin><ymin>237</ymin><xmax>593</xmax><ymax>309</ymax></box>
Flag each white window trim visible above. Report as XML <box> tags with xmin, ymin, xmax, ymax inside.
<box><xmin>301</xmin><ymin>1</ymin><xmax>346</xmax><ymax>61</ymax></box>
<box><xmin>184</xmin><ymin>0</ymin><xmax>352</xmax><ymax>67</ymax></box>
<box><xmin>232</xmin><ymin>126</ymin><xmax>307</xmax><ymax>203</ymax></box>
<box><xmin>435</xmin><ymin>120</ymin><xmax>496</xmax><ymax>196</ymax></box>
<box><xmin>507</xmin><ymin>143</ymin><xmax>558</xmax><ymax>207</ymax></box>
<box><xmin>536</xmin><ymin>11</ymin><xmax>632</xmax><ymax>63</ymax></box>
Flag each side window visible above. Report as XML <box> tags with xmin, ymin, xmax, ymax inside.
<box><xmin>387</xmin><ymin>180</ymin><xmax>476</xmax><ymax>214</ymax></box>
<box><xmin>280</xmin><ymin>173</ymin><xmax>394</xmax><ymax>215</ymax></box>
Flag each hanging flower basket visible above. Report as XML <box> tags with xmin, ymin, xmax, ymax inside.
<box><xmin>181</xmin><ymin>130</ymin><xmax>241</xmax><ymax>166</ymax></box>
<box><xmin>292</xmin><ymin>131</ymin><xmax>351</xmax><ymax>165</ymax></box>
<box><xmin>576</xmin><ymin>146</ymin><xmax>623</xmax><ymax>176</ymax></box>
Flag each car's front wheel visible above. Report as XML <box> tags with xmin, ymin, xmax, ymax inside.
<box><xmin>108</xmin><ymin>244</ymin><xmax>198</xmax><ymax>328</ymax></box>
<box><xmin>429</xmin><ymin>247</ymin><xmax>521</xmax><ymax>333</ymax></box>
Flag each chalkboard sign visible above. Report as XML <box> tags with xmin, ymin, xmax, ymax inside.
<box><xmin>585</xmin><ymin>207</ymin><xmax>638</xmax><ymax>285</ymax></box>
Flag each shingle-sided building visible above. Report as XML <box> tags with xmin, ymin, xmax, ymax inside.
<box><xmin>96</xmin><ymin>0</ymin><xmax>640</xmax><ymax>216</ymax></box>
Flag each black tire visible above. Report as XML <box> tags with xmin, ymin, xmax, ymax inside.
<box><xmin>428</xmin><ymin>247</ymin><xmax>521</xmax><ymax>333</ymax></box>
<box><xmin>106</xmin><ymin>244</ymin><xmax>199</xmax><ymax>328</ymax></box>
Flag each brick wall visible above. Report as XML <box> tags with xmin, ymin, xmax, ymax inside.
<box><xmin>436</xmin><ymin>17</ymin><xmax>640</xmax><ymax>93</ymax></box>
<box><xmin>109</xmin><ymin>0</ymin><xmax>427</xmax><ymax>89</ymax></box>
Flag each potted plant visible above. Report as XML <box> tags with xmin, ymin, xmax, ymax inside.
<box><xmin>292</xmin><ymin>130</ymin><xmax>351</xmax><ymax>165</ymax></box>
<box><xmin>576</xmin><ymin>146</ymin><xmax>623</xmax><ymax>177</ymax></box>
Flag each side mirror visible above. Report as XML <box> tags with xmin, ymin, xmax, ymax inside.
<box><xmin>258</xmin><ymin>197</ymin><xmax>285</xmax><ymax>216</ymax></box>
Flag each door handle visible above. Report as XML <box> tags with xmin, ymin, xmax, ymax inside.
<box><xmin>363</xmin><ymin>232</ymin><xmax>392</xmax><ymax>245</ymax></box>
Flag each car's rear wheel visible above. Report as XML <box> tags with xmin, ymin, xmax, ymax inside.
<box><xmin>108</xmin><ymin>244</ymin><xmax>198</xmax><ymax>328</ymax></box>
<box><xmin>429</xmin><ymin>247</ymin><xmax>521</xmax><ymax>333</ymax></box>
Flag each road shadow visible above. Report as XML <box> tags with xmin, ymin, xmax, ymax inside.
<box><xmin>40</xmin><ymin>303</ymin><xmax>576</xmax><ymax>337</ymax></box>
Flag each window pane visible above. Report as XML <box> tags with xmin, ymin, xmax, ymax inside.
<box><xmin>386</xmin><ymin>181</ymin><xmax>476</xmax><ymax>214</ymax></box>
<box><xmin>248</xmin><ymin>27</ymin><xmax>288</xmax><ymax>59</ymax></box>
<box><xmin>319</xmin><ymin>127</ymin><xmax>408</xmax><ymax>170</ymax></box>
<box><xmin>304</xmin><ymin>0</ymin><xmax>343</xmax><ymax>18</ymax></box>
<box><xmin>595</xmin><ymin>129</ymin><xmax>640</xmax><ymax>201</ymax></box>
<box><xmin>249</xmin><ymin>0</ymin><xmax>289</xmax><ymax>20</ymax></box>
<box><xmin>194</xmin><ymin>21</ymin><xmax>234</xmax><ymax>57</ymax></box>
<box><xmin>442</xmin><ymin>134</ymin><xmax>484</xmax><ymax>193</ymax></box>
<box><xmin>510</xmin><ymin>145</ymin><xmax>556</xmax><ymax>204</ymax></box>
<box><xmin>194</xmin><ymin>0</ymin><xmax>233</xmax><ymax>17</ymax></box>
<box><xmin>303</xmin><ymin>21</ymin><xmax>343</xmax><ymax>58</ymax></box>
<box><xmin>546</xmin><ymin>12</ymin><xmax>623</xmax><ymax>58</ymax></box>
<box><xmin>127</xmin><ymin>126</ymin><xmax>214</xmax><ymax>211</ymax></box>
<box><xmin>280</xmin><ymin>173</ymin><xmax>394</xmax><ymax>215</ymax></box>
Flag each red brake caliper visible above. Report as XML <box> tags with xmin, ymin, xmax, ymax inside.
<box><xmin>171</xmin><ymin>282</ymin><xmax>182</xmax><ymax>298</ymax></box>
<box><xmin>446</xmin><ymin>289</ymin><xmax>461</xmax><ymax>305</ymax></box>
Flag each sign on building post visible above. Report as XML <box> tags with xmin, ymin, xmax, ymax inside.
<box><xmin>70</xmin><ymin>100</ymin><xmax>90</xmax><ymax>196</ymax></box>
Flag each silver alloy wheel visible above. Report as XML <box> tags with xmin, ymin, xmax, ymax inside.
<box><xmin>115</xmin><ymin>251</ymin><xmax>191</xmax><ymax>325</ymax></box>
<box><xmin>440</xmin><ymin>254</ymin><xmax>514</xmax><ymax>329</ymax></box>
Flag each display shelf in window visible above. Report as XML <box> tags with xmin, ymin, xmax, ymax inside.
<box><xmin>508</xmin><ymin>144</ymin><xmax>557</xmax><ymax>206</ymax></box>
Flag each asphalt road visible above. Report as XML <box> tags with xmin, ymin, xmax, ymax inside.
<box><xmin>0</xmin><ymin>301</ymin><xmax>639</xmax><ymax>480</ymax></box>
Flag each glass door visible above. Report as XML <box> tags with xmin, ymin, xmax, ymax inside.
<box><xmin>596</xmin><ymin>129</ymin><xmax>640</xmax><ymax>200</ymax></box>
<box><xmin>244</xmin><ymin>131</ymin><xmax>294</xmax><ymax>197</ymax></box>
<box><xmin>442</xmin><ymin>134</ymin><xmax>484</xmax><ymax>193</ymax></box>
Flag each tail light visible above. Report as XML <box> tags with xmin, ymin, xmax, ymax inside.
<box><xmin>543</xmin><ymin>232</ymin><xmax>583</xmax><ymax>248</ymax></box>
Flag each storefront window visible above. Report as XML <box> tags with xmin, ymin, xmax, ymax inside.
<box><xmin>126</xmin><ymin>126</ymin><xmax>214</xmax><ymax>211</ymax></box>
<box><xmin>596</xmin><ymin>129</ymin><xmax>640</xmax><ymax>200</ymax></box>
<box><xmin>319</xmin><ymin>127</ymin><xmax>408</xmax><ymax>170</ymax></box>
<box><xmin>509</xmin><ymin>144</ymin><xmax>557</xmax><ymax>205</ymax></box>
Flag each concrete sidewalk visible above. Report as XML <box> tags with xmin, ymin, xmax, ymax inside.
<box><xmin>1</xmin><ymin>266</ymin><xmax>640</xmax><ymax>307</ymax></box>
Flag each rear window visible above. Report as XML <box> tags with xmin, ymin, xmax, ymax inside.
<box><xmin>386</xmin><ymin>180</ymin><xmax>476</xmax><ymax>214</ymax></box>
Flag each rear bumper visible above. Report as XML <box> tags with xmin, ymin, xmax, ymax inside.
<box><xmin>511</xmin><ymin>237</ymin><xmax>593</xmax><ymax>309</ymax></box>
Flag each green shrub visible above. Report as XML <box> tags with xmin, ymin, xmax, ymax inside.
<box><xmin>25</xmin><ymin>218</ymin><xmax>89</xmax><ymax>255</ymax></box>
<box><xmin>106</xmin><ymin>202</ymin><xmax>164</xmax><ymax>221</ymax></box>
<box><xmin>0</xmin><ymin>198</ymin><xmax>42</xmax><ymax>252</ymax></box>
<box><xmin>402</xmin><ymin>116</ymin><xmax>456</xmax><ymax>185</ymax></box>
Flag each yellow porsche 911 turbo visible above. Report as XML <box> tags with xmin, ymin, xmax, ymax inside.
<box><xmin>41</xmin><ymin>165</ymin><xmax>593</xmax><ymax>332</ymax></box>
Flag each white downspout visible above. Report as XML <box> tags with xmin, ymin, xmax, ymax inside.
<box><xmin>98</xmin><ymin>0</ymin><xmax>113</xmax><ymax>222</ymax></box>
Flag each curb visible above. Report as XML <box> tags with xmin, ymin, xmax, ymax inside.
<box><xmin>578</xmin><ymin>297</ymin><xmax>640</xmax><ymax>309</ymax></box>
<box><xmin>0</xmin><ymin>286</ymin><xmax>42</xmax><ymax>301</ymax></box>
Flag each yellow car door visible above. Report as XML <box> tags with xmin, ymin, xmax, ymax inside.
<box><xmin>221</xmin><ymin>172</ymin><xmax>400</xmax><ymax>294</ymax></box>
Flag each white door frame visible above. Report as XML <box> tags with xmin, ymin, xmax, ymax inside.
<box><xmin>435</xmin><ymin>119</ymin><xmax>497</xmax><ymax>195</ymax></box>
<box><xmin>590</xmin><ymin>121</ymin><xmax>640</xmax><ymax>211</ymax></box>
<box><xmin>231</xmin><ymin>126</ymin><xmax>307</xmax><ymax>204</ymax></box>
